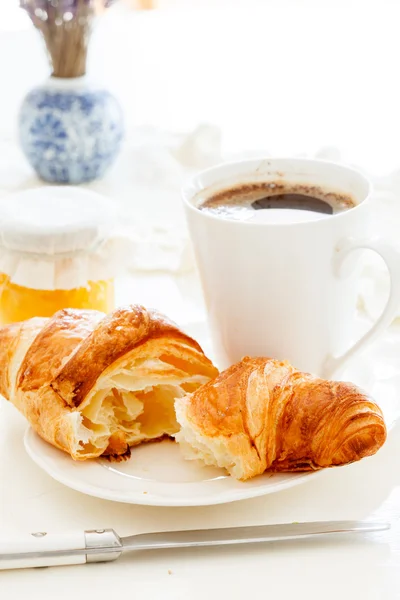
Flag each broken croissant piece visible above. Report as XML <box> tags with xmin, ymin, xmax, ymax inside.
<box><xmin>0</xmin><ymin>305</ymin><xmax>218</xmax><ymax>460</ymax></box>
<box><xmin>175</xmin><ymin>356</ymin><xmax>387</xmax><ymax>480</ymax></box>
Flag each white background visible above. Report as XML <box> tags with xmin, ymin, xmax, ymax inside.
<box><xmin>2</xmin><ymin>0</ymin><xmax>400</xmax><ymax>176</ymax></box>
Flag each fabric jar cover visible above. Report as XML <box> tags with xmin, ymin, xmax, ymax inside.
<box><xmin>0</xmin><ymin>187</ymin><xmax>129</xmax><ymax>290</ymax></box>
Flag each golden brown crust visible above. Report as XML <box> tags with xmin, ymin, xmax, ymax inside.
<box><xmin>0</xmin><ymin>322</ymin><xmax>22</xmax><ymax>399</ymax></box>
<box><xmin>18</xmin><ymin>309</ymin><xmax>104</xmax><ymax>395</ymax></box>
<box><xmin>0</xmin><ymin>318</ymin><xmax>48</xmax><ymax>400</ymax></box>
<box><xmin>180</xmin><ymin>356</ymin><xmax>387</xmax><ymax>479</ymax></box>
<box><xmin>50</xmin><ymin>305</ymin><xmax>205</xmax><ymax>407</ymax></box>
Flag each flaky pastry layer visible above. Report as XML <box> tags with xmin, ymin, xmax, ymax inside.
<box><xmin>0</xmin><ymin>305</ymin><xmax>218</xmax><ymax>459</ymax></box>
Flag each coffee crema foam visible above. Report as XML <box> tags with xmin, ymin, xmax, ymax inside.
<box><xmin>197</xmin><ymin>181</ymin><xmax>357</xmax><ymax>223</ymax></box>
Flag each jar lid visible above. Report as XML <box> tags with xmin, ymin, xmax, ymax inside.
<box><xmin>0</xmin><ymin>187</ymin><xmax>117</xmax><ymax>255</ymax></box>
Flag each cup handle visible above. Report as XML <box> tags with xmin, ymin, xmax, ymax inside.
<box><xmin>323</xmin><ymin>237</ymin><xmax>400</xmax><ymax>378</ymax></box>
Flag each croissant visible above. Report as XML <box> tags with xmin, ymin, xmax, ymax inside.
<box><xmin>0</xmin><ymin>305</ymin><xmax>218</xmax><ymax>460</ymax></box>
<box><xmin>175</xmin><ymin>356</ymin><xmax>387</xmax><ymax>480</ymax></box>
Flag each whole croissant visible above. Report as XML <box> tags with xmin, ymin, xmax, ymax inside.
<box><xmin>0</xmin><ymin>305</ymin><xmax>218</xmax><ymax>460</ymax></box>
<box><xmin>175</xmin><ymin>356</ymin><xmax>387</xmax><ymax>480</ymax></box>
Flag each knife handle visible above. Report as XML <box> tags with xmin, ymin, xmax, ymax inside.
<box><xmin>0</xmin><ymin>529</ymin><xmax>122</xmax><ymax>570</ymax></box>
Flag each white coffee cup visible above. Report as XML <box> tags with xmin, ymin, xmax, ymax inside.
<box><xmin>182</xmin><ymin>157</ymin><xmax>400</xmax><ymax>377</ymax></box>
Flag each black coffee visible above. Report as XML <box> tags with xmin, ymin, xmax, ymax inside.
<box><xmin>252</xmin><ymin>193</ymin><xmax>335</xmax><ymax>213</ymax></box>
<box><xmin>198</xmin><ymin>181</ymin><xmax>357</xmax><ymax>221</ymax></box>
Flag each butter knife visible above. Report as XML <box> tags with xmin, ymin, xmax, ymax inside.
<box><xmin>0</xmin><ymin>520</ymin><xmax>389</xmax><ymax>570</ymax></box>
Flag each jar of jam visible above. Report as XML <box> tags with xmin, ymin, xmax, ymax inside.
<box><xmin>0</xmin><ymin>187</ymin><xmax>123</xmax><ymax>324</ymax></box>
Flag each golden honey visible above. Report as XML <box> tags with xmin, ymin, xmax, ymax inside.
<box><xmin>0</xmin><ymin>274</ymin><xmax>115</xmax><ymax>324</ymax></box>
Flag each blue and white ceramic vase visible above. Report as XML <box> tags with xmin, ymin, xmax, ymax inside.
<box><xmin>18</xmin><ymin>76</ymin><xmax>124</xmax><ymax>184</ymax></box>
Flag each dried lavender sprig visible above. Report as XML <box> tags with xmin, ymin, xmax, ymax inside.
<box><xmin>20</xmin><ymin>0</ymin><xmax>117</xmax><ymax>78</ymax></box>
<box><xmin>20</xmin><ymin>1</ymin><xmax>115</xmax><ymax>36</ymax></box>
<box><xmin>20</xmin><ymin>0</ymin><xmax>116</xmax><ymax>15</ymax></box>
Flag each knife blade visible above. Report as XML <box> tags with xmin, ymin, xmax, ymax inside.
<box><xmin>0</xmin><ymin>520</ymin><xmax>389</xmax><ymax>570</ymax></box>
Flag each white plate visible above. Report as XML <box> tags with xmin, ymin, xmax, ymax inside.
<box><xmin>24</xmin><ymin>322</ymin><xmax>400</xmax><ymax>507</ymax></box>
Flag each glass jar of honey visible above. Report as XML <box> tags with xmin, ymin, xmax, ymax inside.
<box><xmin>0</xmin><ymin>187</ymin><xmax>122</xmax><ymax>324</ymax></box>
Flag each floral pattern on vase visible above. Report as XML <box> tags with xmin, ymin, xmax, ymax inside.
<box><xmin>19</xmin><ymin>82</ymin><xmax>124</xmax><ymax>184</ymax></box>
